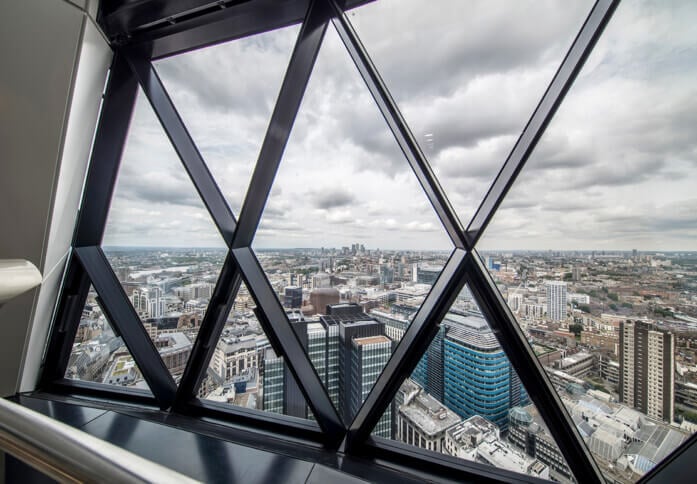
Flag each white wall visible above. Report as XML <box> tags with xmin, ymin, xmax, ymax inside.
<box><xmin>0</xmin><ymin>0</ymin><xmax>111</xmax><ymax>398</ymax></box>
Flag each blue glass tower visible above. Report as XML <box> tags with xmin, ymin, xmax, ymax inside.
<box><xmin>437</xmin><ymin>311</ymin><xmax>527</xmax><ymax>430</ymax></box>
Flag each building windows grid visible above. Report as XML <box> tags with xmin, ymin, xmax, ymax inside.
<box><xmin>41</xmin><ymin>0</ymin><xmax>693</xmax><ymax>483</ymax></box>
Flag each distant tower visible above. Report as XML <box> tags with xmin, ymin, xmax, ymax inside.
<box><xmin>545</xmin><ymin>281</ymin><xmax>567</xmax><ymax>322</ymax></box>
<box><xmin>283</xmin><ymin>286</ymin><xmax>303</xmax><ymax>309</ymax></box>
<box><xmin>619</xmin><ymin>321</ymin><xmax>674</xmax><ymax>422</ymax></box>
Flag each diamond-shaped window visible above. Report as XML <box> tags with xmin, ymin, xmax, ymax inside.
<box><xmin>347</xmin><ymin>0</ymin><xmax>593</xmax><ymax>227</ymax></box>
<box><xmin>251</xmin><ymin>25</ymin><xmax>453</xmax><ymax>422</ymax></box>
<box><xmin>65</xmin><ymin>285</ymin><xmax>152</xmax><ymax>393</ymax></box>
<box><xmin>101</xmin><ymin>89</ymin><xmax>227</xmax><ymax>383</ymax></box>
<box><xmin>477</xmin><ymin>1</ymin><xmax>697</xmax><ymax>482</ymax></box>
<box><xmin>154</xmin><ymin>24</ymin><xmax>300</xmax><ymax>215</ymax></box>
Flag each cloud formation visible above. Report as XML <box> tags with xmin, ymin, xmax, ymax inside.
<box><xmin>101</xmin><ymin>0</ymin><xmax>697</xmax><ymax>251</ymax></box>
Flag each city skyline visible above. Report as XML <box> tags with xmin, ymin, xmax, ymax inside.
<box><xmin>100</xmin><ymin>1</ymin><xmax>697</xmax><ymax>252</ymax></box>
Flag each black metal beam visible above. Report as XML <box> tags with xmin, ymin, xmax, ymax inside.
<box><xmin>232</xmin><ymin>0</ymin><xmax>330</xmax><ymax>248</ymax></box>
<box><xmin>232</xmin><ymin>247</ymin><xmax>345</xmax><ymax>446</ymax></box>
<box><xmin>123</xmin><ymin>49</ymin><xmax>237</xmax><ymax>246</ymax></box>
<box><xmin>173</xmin><ymin>250</ymin><xmax>241</xmax><ymax>406</ymax></box>
<box><xmin>465</xmin><ymin>0</ymin><xmax>619</xmax><ymax>247</ymax></box>
<box><xmin>46</xmin><ymin>378</ymin><xmax>158</xmax><ymax>408</ymax></box>
<box><xmin>100</xmin><ymin>0</ymin><xmax>374</xmax><ymax>60</ymax></box>
<box><xmin>137</xmin><ymin>0</ymin><xmax>308</xmax><ymax>60</ymax></box>
<box><xmin>99</xmin><ymin>0</ymin><xmax>252</xmax><ymax>40</ymax></box>
<box><xmin>640</xmin><ymin>432</ymin><xmax>697</xmax><ymax>484</ymax></box>
<box><xmin>344</xmin><ymin>249</ymin><xmax>467</xmax><ymax>452</ymax></box>
<box><xmin>75</xmin><ymin>246</ymin><xmax>177</xmax><ymax>409</ymax></box>
<box><xmin>466</xmin><ymin>250</ymin><xmax>603</xmax><ymax>483</ymax></box>
<box><xmin>181</xmin><ymin>399</ymin><xmax>325</xmax><ymax>444</ymax></box>
<box><xmin>330</xmin><ymin>0</ymin><xmax>468</xmax><ymax>250</ymax></box>
<box><xmin>39</xmin><ymin>252</ymin><xmax>92</xmax><ymax>385</ymax></box>
<box><xmin>73</xmin><ymin>54</ymin><xmax>138</xmax><ymax>248</ymax></box>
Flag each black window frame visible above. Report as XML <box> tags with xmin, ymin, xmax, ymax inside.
<box><xmin>39</xmin><ymin>0</ymin><xmax>695</xmax><ymax>482</ymax></box>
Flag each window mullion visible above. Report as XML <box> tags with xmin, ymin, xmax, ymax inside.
<box><xmin>233</xmin><ymin>247</ymin><xmax>345</xmax><ymax>447</ymax></box>
<box><xmin>123</xmin><ymin>50</ymin><xmax>237</xmax><ymax>246</ymax></box>
<box><xmin>466</xmin><ymin>250</ymin><xmax>603</xmax><ymax>484</ymax></box>
<box><xmin>232</xmin><ymin>0</ymin><xmax>331</xmax><ymax>248</ymax></box>
<box><xmin>465</xmin><ymin>0</ymin><xmax>620</xmax><ymax>246</ymax></box>
<box><xmin>328</xmin><ymin>0</ymin><xmax>468</xmax><ymax>250</ymax></box>
<box><xmin>344</xmin><ymin>248</ymin><xmax>468</xmax><ymax>452</ymax></box>
<box><xmin>75</xmin><ymin>246</ymin><xmax>177</xmax><ymax>408</ymax></box>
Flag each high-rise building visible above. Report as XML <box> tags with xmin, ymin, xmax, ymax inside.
<box><xmin>619</xmin><ymin>321</ymin><xmax>675</xmax><ymax>422</ymax></box>
<box><xmin>415</xmin><ymin>310</ymin><xmax>527</xmax><ymax>430</ymax></box>
<box><xmin>545</xmin><ymin>281</ymin><xmax>567</xmax><ymax>322</ymax></box>
<box><xmin>283</xmin><ymin>286</ymin><xmax>303</xmax><ymax>309</ymax></box>
<box><xmin>443</xmin><ymin>312</ymin><xmax>527</xmax><ymax>430</ymax></box>
<box><xmin>262</xmin><ymin>304</ymin><xmax>394</xmax><ymax>437</ymax></box>
<box><xmin>416</xmin><ymin>265</ymin><xmax>442</xmax><ymax>285</ymax></box>
<box><xmin>131</xmin><ymin>286</ymin><xmax>165</xmax><ymax>318</ymax></box>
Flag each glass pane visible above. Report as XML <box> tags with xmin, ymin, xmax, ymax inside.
<box><xmin>374</xmin><ymin>285</ymin><xmax>574</xmax><ymax>482</ymax></box>
<box><xmin>200</xmin><ymin>282</ymin><xmax>315</xmax><ymax>421</ymax></box>
<box><xmin>154</xmin><ymin>25</ymin><xmax>300</xmax><ymax>215</ymax></box>
<box><xmin>102</xmin><ymin>89</ymin><xmax>227</xmax><ymax>383</ymax></box>
<box><xmin>251</xmin><ymin>25</ymin><xmax>453</xmax><ymax>422</ymax></box>
<box><xmin>347</xmin><ymin>0</ymin><xmax>593</xmax><ymax>226</ymax></box>
<box><xmin>478</xmin><ymin>2</ymin><xmax>697</xmax><ymax>482</ymax></box>
<box><xmin>65</xmin><ymin>286</ymin><xmax>151</xmax><ymax>392</ymax></box>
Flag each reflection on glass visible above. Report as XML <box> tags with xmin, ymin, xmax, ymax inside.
<box><xmin>375</xmin><ymin>285</ymin><xmax>574</xmax><ymax>482</ymax></box>
<box><xmin>101</xmin><ymin>90</ymin><xmax>227</xmax><ymax>383</ymax></box>
<box><xmin>154</xmin><ymin>25</ymin><xmax>300</xmax><ymax>215</ymax></box>
<box><xmin>478</xmin><ymin>2</ymin><xmax>697</xmax><ymax>482</ymax></box>
<box><xmin>347</xmin><ymin>0</ymin><xmax>592</xmax><ymax>225</ymax></box>
<box><xmin>250</xmin><ymin>26</ymin><xmax>452</xmax><ymax>420</ymax></box>
<box><xmin>66</xmin><ymin>286</ymin><xmax>150</xmax><ymax>392</ymax></box>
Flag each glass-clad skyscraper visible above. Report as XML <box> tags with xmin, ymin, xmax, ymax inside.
<box><xmin>416</xmin><ymin>310</ymin><xmax>527</xmax><ymax>430</ymax></box>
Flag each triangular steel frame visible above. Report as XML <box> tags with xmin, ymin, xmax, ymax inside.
<box><xmin>41</xmin><ymin>0</ymin><xmax>625</xmax><ymax>480</ymax></box>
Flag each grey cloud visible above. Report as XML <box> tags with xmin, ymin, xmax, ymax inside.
<box><xmin>155</xmin><ymin>26</ymin><xmax>298</xmax><ymax>116</ymax></box>
<box><xmin>116</xmin><ymin>173</ymin><xmax>203</xmax><ymax>208</ymax></box>
<box><xmin>350</xmin><ymin>1</ymin><xmax>590</xmax><ymax>101</ymax></box>
<box><xmin>311</xmin><ymin>189</ymin><xmax>356</xmax><ymax>210</ymax></box>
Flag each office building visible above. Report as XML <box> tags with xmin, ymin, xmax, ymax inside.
<box><xmin>131</xmin><ymin>286</ymin><xmax>165</xmax><ymax>319</ymax></box>
<box><xmin>415</xmin><ymin>310</ymin><xmax>527</xmax><ymax>429</ymax></box>
<box><xmin>283</xmin><ymin>285</ymin><xmax>303</xmax><ymax>309</ymax></box>
<box><xmin>545</xmin><ymin>281</ymin><xmax>567</xmax><ymax>322</ymax></box>
<box><xmin>261</xmin><ymin>304</ymin><xmax>394</xmax><ymax>436</ymax></box>
<box><xmin>444</xmin><ymin>415</ymin><xmax>549</xmax><ymax>480</ymax></box>
<box><xmin>396</xmin><ymin>381</ymin><xmax>461</xmax><ymax>452</ymax></box>
<box><xmin>619</xmin><ymin>321</ymin><xmax>675</xmax><ymax>422</ymax></box>
<box><xmin>2</xmin><ymin>1</ymin><xmax>694</xmax><ymax>482</ymax></box>
<box><xmin>508</xmin><ymin>406</ymin><xmax>574</xmax><ymax>482</ymax></box>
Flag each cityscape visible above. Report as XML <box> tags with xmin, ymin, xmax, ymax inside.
<box><xmin>67</xmin><ymin>245</ymin><xmax>697</xmax><ymax>483</ymax></box>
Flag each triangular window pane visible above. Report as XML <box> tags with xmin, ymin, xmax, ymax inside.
<box><xmin>347</xmin><ymin>0</ymin><xmax>593</xmax><ymax>227</ymax></box>
<box><xmin>199</xmin><ymin>282</ymin><xmax>315</xmax><ymax>421</ymax></box>
<box><xmin>65</xmin><ymin>286</ymin><xmax>151</xmax><ymax>392</ymax></box>
<box><xmin>477</xmin><ymin>2</ymin><xmax>697</xmax><ymax>482</ymax></box>
<box><xmin>251</xmin><ymin>25</ymin><xmax>453</xmax><ymax>422</ymax></box>
<box><xmin>102</xmin><ymin>89</ymin><xmax>228</xmax><ymax>383</ymax></box>
<box><xmin>154</xmin><ymin>25</ymin><xmax>300</xmax><ymax>215</ymax></box>
<box><xmin>373</xmin><ymin>285</ymin><xmax>575</xmax><ymax>483</ymax></box>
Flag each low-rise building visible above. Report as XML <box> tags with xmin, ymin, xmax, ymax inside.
<box><xmin>396</xmin><ymin>384</ymin><xmax>461</xmax><ymax>453</ymax></box>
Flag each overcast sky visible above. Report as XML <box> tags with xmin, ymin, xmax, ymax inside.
<box><xmin>102</xmin><ymin>0</ymin><xmax>697</xmax><ymax>251</ymax></box>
